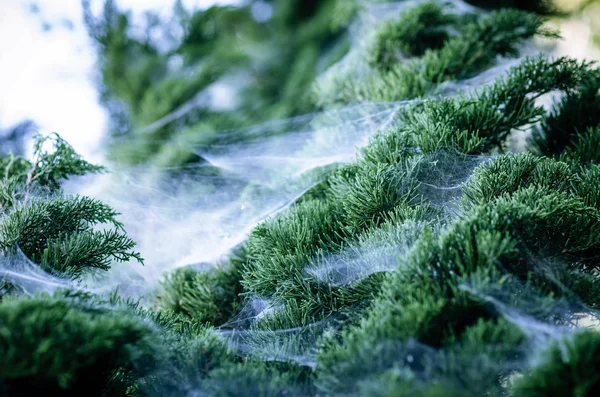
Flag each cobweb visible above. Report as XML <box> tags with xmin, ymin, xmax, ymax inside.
<box><xmin>0</xmin><ymin>247</ymin><xmax>74</xmax><ymax>296</ymax></box>
<box><xmin>1</xmin><ymin>1</ymin><xmax>594</xmax><ymax>396</ymax></box>
<box><xmin>70</xmin><ymin>101</ymin><xmax>404</xmax><ymax>297</ymax></box>
<box><xmin>314</xmin><ymin>0</ymin><xmax>526</xmax><ymax>105</ymax></box>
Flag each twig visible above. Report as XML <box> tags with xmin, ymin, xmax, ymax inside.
<box><xmin>24</xmin><ymin>150</ymin><xmax>41</xmax><ymax>203</ymax></box>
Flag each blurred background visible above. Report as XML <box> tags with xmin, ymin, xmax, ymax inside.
<box><xmin>0</xmin><ymin>0</ymin><xmax>599</xmax><ymax>165</ymax></box>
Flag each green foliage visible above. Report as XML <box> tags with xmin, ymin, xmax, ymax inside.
<box><xmin>0</xmin><ymin>133</ymin><xmax>104</xmax><ymax>210</ymax></box>
<box><xmin>241</xmin><ymin>199</ymin><xmax>348</xmax><ymax>313</ymax></box>
<box><xmin>339</xmin><ymin>161</ymin><xmax>420</xmax><ymax>231</ymax></box>
<box><xmin>234</xmin><ymin>56</ymin><xmax>600</xmax><ymax>395</ymax></box>
<box><xmin>0</xmin><ymin>196</ymin><xmax>142</xmax><ymax>279</ymax></box>
<box><xmin>513</xmin><ymin>330</ymin><xmax>600</xmax><ymax>397</ymax></box>
<box><xmin>531</xmin><ymin>70</ymin><xmax>600</xmax><ymax>157</ymax></box>
<box><xmin>309</xmin><ymin>55</ymin><xmax>600</xmax><ymax>391</ymax></box>
<box><xmin>157</xmin><ymin>249</ymin><xmax>245</xmax><ymax>326</ymax></box>
<box><xmin>85</xmin><ymin>0</ymin><xmax>349</xmax><ymax>166</ymax></box>
<box><xmin>317</xmin><ymin>7</ymin><xmax>558</xmax><ymax>105</ymax></box>
<box><xmin>0</xmin><ymin>291</ymin><xmax>245</xmax><ymax>397</ymax></box>
<box><xmin>139</xmin><ymin>315</ymin><xmax>240</xmax><ymax>397</ymax></box>
<box><xmin>0</xmin><ymin>134</ymin><xmax>141</xmax><ymax>301</ymax></box>
<box><xmin>368</xmin><ymin>1</ymin><xmax>455</xmax><ymax>71</ymax></box>
<box><xmin>205</xmin><ymin>362</ymin><xmax>315</xmax><ymax>397</ymax></box>
<box><xmin>562</xmin><ymin>126</ymin><xmax>600</xmax><ymax>164</ymax></box>
<box><xmin>28</xmin><ymin>133</ymin><xmax>105</xmax><ymax>190</ymax></box>
<box><xmin>4</xmin><ymin>1</ymin><xmax>600</xmax><ymax>395</ymax></box>
<box><xmin>316</xmin><ymin>182</ymin><xmax>600</xmax><ymax>395</ymax></box>
<box><xmin>419</xmin><ymin>55</ymin><xmax>598</xmax><ymax>153</ymax></box>
<box><xmin>574</xmin><ymin>164</ymin><xmax>600</xmax><ymax>210</ymax></box>
<box><xmin>0</xmin><ymin>293</ymin><xmax>155</xmax><ymax>396</ymax></box>
<box><xmin>465</xmin><ymin>0</ymin><xmax>557</xmax><ymax>14</ymax></box>
<box><xmin>461</xmin><ymin>153</ymin><xmax>576</xmax><ymax>206</ymax></box>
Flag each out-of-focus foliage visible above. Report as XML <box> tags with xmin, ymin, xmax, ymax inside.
<box><xmin>2</xmin><ymin>1</ymin><xmax>600</xmax><ymax>396</ymax></box>
<box><xmin>465</xmin><ymin>0</ymin><xmax>557</xmax><ymax>13</ymax></box>
<box><xmin>83</xmin><ymin>0</ymin><xmax>351</xmax><ymax>166</ymax></box>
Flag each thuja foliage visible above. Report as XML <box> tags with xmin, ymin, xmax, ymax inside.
<box><xmin>513</xmin><ymin>330</ymin><xmax>600</xmax><ymax>397</ymax></box>
<box><xmin>465</xmin><ymin>0</ymin><xmax>557</xmax><ymax>13</ymax></box>
<box><xmin>0</xmin><ymin>134</ymin><xmax>142</xmax><ymax>293</ymax></box>
<box><xmin>332</xmin><ymin>0</ymin><xmax>559</xmax><ymax>29</ymax></box>
<box><xmin>367</xmin><ymin>1</ymin><xmax>456</xmax><ymax>71</ymax></box>
<box><xmin>157</xmin><ymin>248</ymin><xmax>246</xmax><ymax>326</ymax></box>
<box><xmin>4</xmin><ymin>0</ymin><xmax>600</xmax><ymax>396</ymax></box>
<box><xmin>0</xmin><ymin>293</ymin><xmax>155</xmax><ymax>396</ymax></box>
<box><xmin>157</xmin><ymin>53</ymin><xmax>600</xmax><ymax>395</ymax></box>
<box><xmin>0</xmin><ymin>196</ymin><xmax>143</xmax><ymax>275</ymax></box>
<box><xmin>84</xmin><ymin>0</ymin><xmax>351</xmax><ymax>167</ymax></box>
<box><xmin>0</xmin><ymin>133</ymin><xmax>104</xmax><ymax>209</ymax></box>
<box><xmin>315</xmin><ymin>4</ymin><xmax>560</xmax><ymax>106</ymax></box>
<box><xmin>531</xmin><ymin>72</ymin><xmax>600</xmax><ymax>157</ymax></box>
<box><xmin>0</xmin><ymin>290</ymin><xmax>253</xmax><ymax>397</ymax></box>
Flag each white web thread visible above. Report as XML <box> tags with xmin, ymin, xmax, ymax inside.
<box><xmin>67</xmin><ymin>102</ymin><xmax>406</xmax><ymax>298</ymax></box>
<box><xmin>0</xmin><ymin>247</ymin><xmax>81</xmax><ymax>296</ymax></box>
<box><xmin>2</xmin><ymin>2</ymin><xmax>592</xmax><ymax>394</ymax></box>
